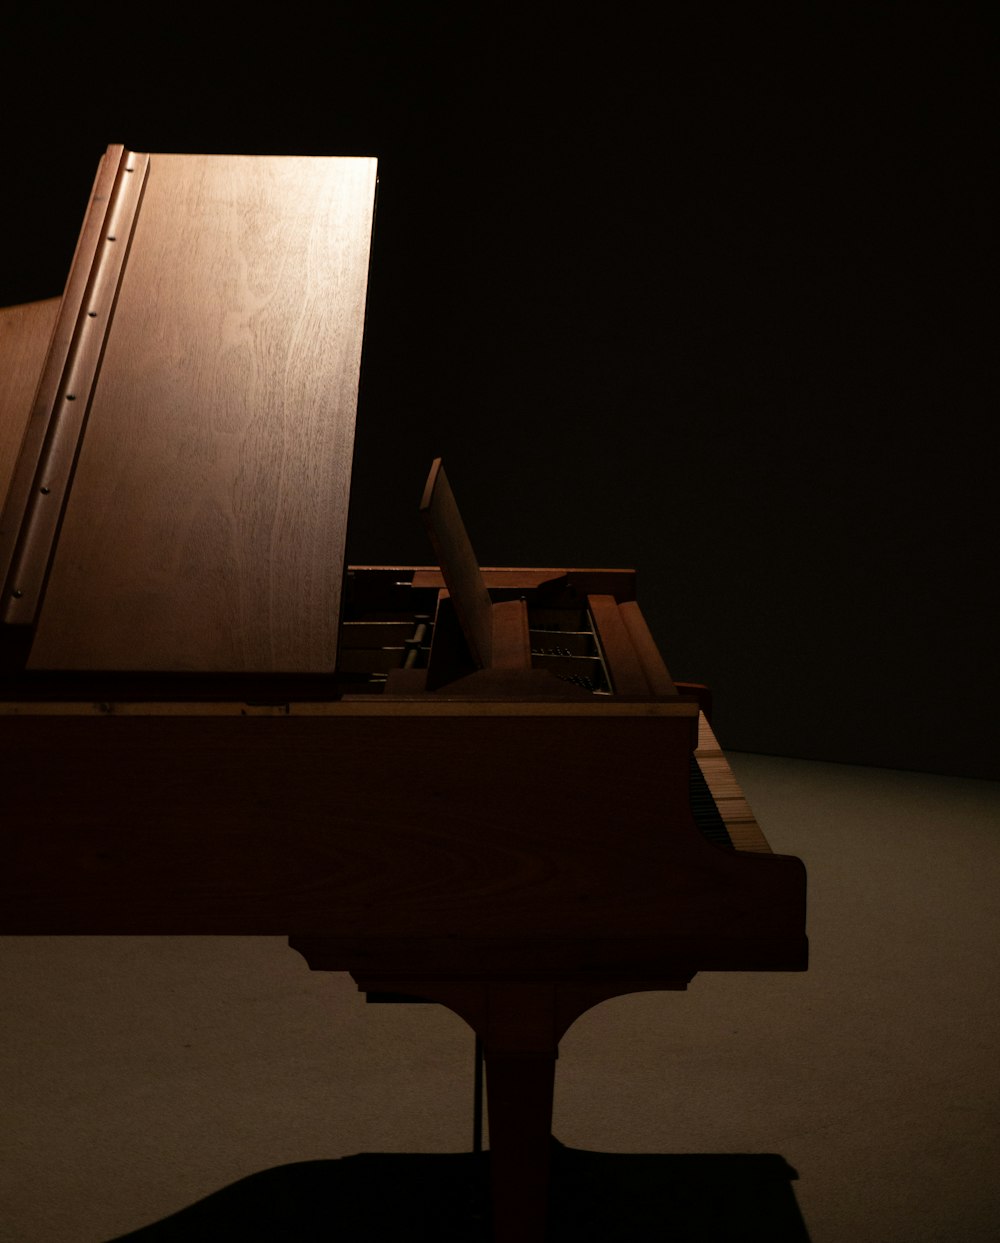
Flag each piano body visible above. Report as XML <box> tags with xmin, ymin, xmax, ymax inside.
<box><xmin>0</xmin><ymin>147</ymin><xmax>807</xmax><ymax>1241</ymax></box>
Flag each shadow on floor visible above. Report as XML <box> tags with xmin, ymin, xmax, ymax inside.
<box><xmin>107</xmin><ymin>1142</ymin><xmax>810</xmax><ymax>1241</ymax></box>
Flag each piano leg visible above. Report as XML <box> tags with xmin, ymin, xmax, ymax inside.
<box><xmin>475</xmin><ymin>978</ymin><xmax>690</xmax><ymax>1239</ymax></box>
<box><xmin>289</xmin><ymin>945</ymin><xmax>693</xmax><ymax>1242</ymax></box>
<box><xmin>346</xmin><ymin>975</ymin><xmax>562</xmax><ymax>1240</ymax></box>
<box><xmin>484</xmin><ymin>1045</ymin><xmax>556</xmax><ymax>1243</ymax></box>
<box><xmin>464</xmin><ymin>977</ymin><xmax>687</xmax><ymax>1240</ymax></box>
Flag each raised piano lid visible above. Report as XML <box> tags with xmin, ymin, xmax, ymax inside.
<box><xmin>0</xmin><ymin>146</ymin><xmax>377</xmax><ymax>674</ymax></box>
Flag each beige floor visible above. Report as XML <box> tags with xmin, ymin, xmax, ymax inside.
<box><xmin>1</xmin><ymin>752</ymin><xmax>998</xmax><ymax>1242</ymax></box>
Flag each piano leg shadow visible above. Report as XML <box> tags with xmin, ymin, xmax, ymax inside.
<box><xmin>104</xmin><ymin>1142</ymin><xmax>810</xmax><ymax>1242</ymax></box>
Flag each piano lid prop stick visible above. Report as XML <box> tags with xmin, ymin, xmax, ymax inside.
<box><xmin>419</xmin><ymin>458</ymin><xmax>493</xmax><ymax>667</ymax></box>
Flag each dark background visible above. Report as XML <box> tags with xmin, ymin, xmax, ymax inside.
<box><xmin>2</xmin><ymin>7</ymin><xmax>994</xmax><ymax>778</ymax></box>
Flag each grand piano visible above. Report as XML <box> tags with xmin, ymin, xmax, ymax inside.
<box><xmin>0</xmin><ymin>147</ymin><xmax>807</xmax><ymax>1241</ymax></box>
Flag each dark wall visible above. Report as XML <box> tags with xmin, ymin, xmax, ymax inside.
<box><xmin>2</xmin><ymin>9</ymin><xmax>994</xmax><ymax>777</ymax></box>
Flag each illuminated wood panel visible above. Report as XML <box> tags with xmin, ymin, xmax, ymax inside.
<box><xmin>0</xmin><ymin>299</ymin><xmax>60</xmax><ymax>510</ymax></box>
<box><xmin>26</xmin><ymin>151</ymin><xmax>376</xmax><ymax>673</ymax></box>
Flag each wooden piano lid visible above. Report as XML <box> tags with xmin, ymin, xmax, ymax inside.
<box><xmin>0</xmin><ymin>147</ymin><xmax>377</xmax><ymax>675</ymax></box>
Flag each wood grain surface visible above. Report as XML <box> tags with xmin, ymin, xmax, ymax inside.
<box><xmin>0</xmin><ymin>706</ymin><xmax>806</xmax><ymax>972</ymax></box>
<box><xmin>618</xmin><ymin>598</ymin><xmax>678</xmax><ymax>695</ymax></box>
<box><xmin>1</xmin><ymin>148</ymin><xmax>145</xmax><ymax>629</ymax></box>
<box><xmin>0</xmin><ymin>299</ymin><xmax>60</xmax><ymax>521</ymax></box>
<box><xmin>29</xmin><ymin>153</ymin><xmax>377</xmax><ymax>672</ymax></box>
<box><xmin>588</xmin><ymin>593</ymin><xmax>651</xmax><ymax>695</ymax></box>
